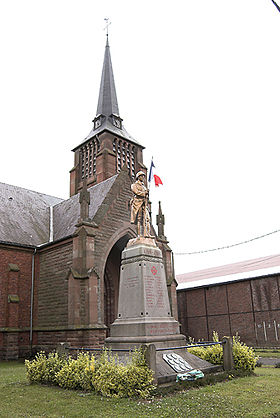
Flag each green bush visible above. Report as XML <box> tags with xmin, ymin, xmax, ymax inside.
<box><xmin>25</xmin><ymin>351</ymin><xmax>66</xmax><ymax>384</ymax></box>
<box><xmin>25</xmin><ymin>348</ymin><xmax>155</xmax><ymax>398</ymax></box>
<box><xmin>92</xmin><ymin>349</ymin><xmax>155</xmax><ymax>398</ymax></box>
<box><xmin>188</xmin><ymin>333</ymin><xmax>258</xmax><ymax>371</ymax></box>
<box><xmin>188</xmin><ymin>344</ymin><xmax>223</xmax><ymax>366</ymax></box>
<box><xmin>232</xmin><ymin>335</ymin><xmax>257</xmax><ymax>371</ymax></box>
<box><xmin>56</xmin><ymin>352</ymin><xmax>95</xmax><ymax>391</ymax></box>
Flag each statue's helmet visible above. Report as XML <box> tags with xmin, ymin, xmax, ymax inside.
<box><xmin>136</xmin><ymin>171</ymin><xmax>146</xmax><ymax>179</ymax></box>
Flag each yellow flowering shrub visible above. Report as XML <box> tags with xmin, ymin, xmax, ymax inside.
<box><xmin>25</xmin><ymin>351</ymin><xmax>66</xmax><ymax>384</ymax></box>
<box><xmin>92</xmin><ymin>349</ymin><xmax>155</xmax><ymax>398</ymax></box>
<box><xmin>56</xmin><ymin>352</ymin><xmax>95</xmax><ymax>391</ymax></box>
<box><xmin>25</xmin><ymin>348</ymin><xmax>155</xmax><ymax>398</ymax></box>
<box><xmin>232</xmin><ymin>335</ymin><xmax>258</xmax><ymax>371</ymax></box>
<box><xmin>188</xmin><ymin>332</ymin><xmax>258</xmax><ymax>371</ymax></box>
<box><xmin>188</xmin><ymin>344</ymin><xmax>223</xmax><ymax>366</ymax></box>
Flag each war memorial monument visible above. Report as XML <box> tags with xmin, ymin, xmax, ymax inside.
<box><xmin>105</xmin><ymin>171</ymin><xmax>218</xmax><ymax>383</ymax></box>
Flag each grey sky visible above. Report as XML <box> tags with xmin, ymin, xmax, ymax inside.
<box><xmin>0</xmin><ymin>0</ymin><xmax>280</xmax><ymax>274</ymax></box>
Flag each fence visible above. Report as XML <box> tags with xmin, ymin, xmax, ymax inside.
<box><xmin>57</xmin><ymin>336</ymin><xmax>234</xmax><ymax>375</ymax></box>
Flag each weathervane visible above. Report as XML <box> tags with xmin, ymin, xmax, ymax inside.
<box><xmin>104</xmin><ymin>18</ymin><xmax>111</xmax><ymax>37</ymax></box>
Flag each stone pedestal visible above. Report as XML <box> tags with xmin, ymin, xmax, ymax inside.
<box><xmin>105</xmin><ymin>237</ymin><xmax>221</xmax><ymax>383</ymax></box>
<box><xmin>105</xmin><ymin>237</ymin><xmax>186</xmax><ymax>349</ymax></box>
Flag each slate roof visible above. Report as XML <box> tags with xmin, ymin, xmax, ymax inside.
<box><xmin>82</xmin><ymin>119</ymin><xmax>140</xmax><ymax>146</ymax></box>
<box><xmin>176</xmin><ymin>253</ymin><xmax>280</xmax><ymax>290</ymax></box>
<box><xmin>53</xmin><ymin>175</ymin><xmax>117</xmax><ymax>241</ymax></box>
<box><xmin>0</xmin><ymin>182</ymin><xmax>63</xmax><ymax>246</ymax></box>
<box><xmin>0</xmin><ymin>175</ymin><xmax>118</xmax><ymax>247</ymax></box>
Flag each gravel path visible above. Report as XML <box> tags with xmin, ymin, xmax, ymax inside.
<box><xmin>259</xmin><ymin>357</ymin><xmax>280</xmax><ymax>366</ymax></box>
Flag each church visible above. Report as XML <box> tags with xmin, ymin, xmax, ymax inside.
<box><xmin>0</xmin><ymin>36</ymin><xmax>178</xmax><ymax>360</ymax></box>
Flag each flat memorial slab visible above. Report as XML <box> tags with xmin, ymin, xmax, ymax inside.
<box><xmin>156</xmin><ymin>349</ymin><xmax>222</xmax><ymax>384</ymax></box>
<box><xmin>163</xmin><ymin>353</ymin><xmax>193</xmax><ymax>373</ymax></box>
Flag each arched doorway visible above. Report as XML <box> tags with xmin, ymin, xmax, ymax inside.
<box><xmin>104</xmin><ymin>234</ymin><xmax>130</xmax><ymax>335</ymax></box>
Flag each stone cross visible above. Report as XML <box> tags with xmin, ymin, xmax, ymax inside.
<box><xmin>79</xmin><ymin>179</ymin><xmax>90</xmax><ymax>221</ymax></box>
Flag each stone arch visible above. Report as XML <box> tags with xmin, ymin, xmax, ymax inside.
<box><xmin>101</xmin><ymin>224</ymin><xmax>137</xmax><ymax>334</ymax></box>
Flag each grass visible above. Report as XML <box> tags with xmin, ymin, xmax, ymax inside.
<box><xmin>0</xmin><ymin>362</ymin><xmax>280</xmax><ymax>417</ymax></box>
<box><xmin>254</xmin><ymin>349</ymin><xmax>280</xmax><ymax>359</ymax></box>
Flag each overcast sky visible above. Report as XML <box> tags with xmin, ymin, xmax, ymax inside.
<box><xmin>1</xmin><ymin>0</ymin><xmax>280</xmax><ymax>274</ymax></box>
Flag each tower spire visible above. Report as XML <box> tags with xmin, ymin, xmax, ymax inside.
<box><xmin>70</xmin><ymin>28</ymin><xmax>145</xmax><ymax>196</ymax></box>
<box><xmin>96</xmin><ymin>33</ymin><xmax>119</xmax><ymax>117</ymax></box>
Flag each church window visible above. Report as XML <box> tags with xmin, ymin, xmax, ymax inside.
<box><xmin>117</xmin><ymin>141</ymin><xmax>122</xmax><ymax>172</ymax></box>
<box><xmin>88</xmin><ymin>142</ymin><xmax>93</xmax><ymax>176</ymax></box>
<box><xmin>131</xmin><ymin>146</ymin><xmax>135</xmax><ymax>177</ymax></box>
<box><xmin>127</xmin><ymin>144</ymin><xmax>131</xmax><ymax>171</ymax></box>
<box><xmin>122</xmin><ymin>143</ymin><xmax>126</xmax><ymax>165</ymax></box>
<box><xmin>114</xmin><ymin>140</ymin><xmax>136</xmax><ymax>177</ymax></box>
<box><xmin>79</xmin><ymin>137</ymin><xmax>100</xmax><ymax>181</ymax></box>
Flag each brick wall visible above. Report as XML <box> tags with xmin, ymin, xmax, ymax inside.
<box><xmin>36</xmin><ymin>328</ymin><xmax>106</xmax><ymax>353</ymax></box>
<box><xmin>0</xmin><ymin>246</ymin><xmax>34</xmax><ymax>327</ymax></box>
<box><xmin>0</xmin><ymin>246</ymin><xmax>35</xmax><ymax>359</ymax></box>
<box><xmin>177</xmin><ymin>274</ymin><xmax>280</xmax><ymax>346</ymax></box>
<box><xmin>37</xmin><ymin>241</ymin><xmax>72</xmax><ymax>327</ymax></box>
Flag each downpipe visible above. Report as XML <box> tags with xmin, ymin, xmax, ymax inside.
<box><xmin>30</xmin><ymin>248</ymin><xmax>36</xmax><ymax>354</ymax></box>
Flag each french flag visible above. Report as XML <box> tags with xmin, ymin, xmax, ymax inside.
<box><xmin>148</xmin><ymin>158</ymin><xmax>163</xmax><ymax>187</ymax></box>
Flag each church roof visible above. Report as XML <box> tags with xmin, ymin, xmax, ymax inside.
<box><xmin>0</xmin><ymin>182</ymin><xmax>63</xmax><ymax>246</ymax></box>
<box><xmin>0</xmin><ymin>175</ymin><xmax>118</xmax><ymax>247</ymax></box>
<box><xmin>176</xmin><ymin>253</ymin><xmax>280</xmax><ymax>290</ymax></box>
<box><xmin>73</xmin><ymin>37</ymin><xmax>142</xmax><ymax>151</ymax></box>
<box><xmin>53</xmin><ymin>175</ymin><xmax>117</xmax><ymax>241</ymax></box>
<box><xmin>82</xmin><ymin>118</ymin><xmax>140</xmax><ymax>146</ymax></box>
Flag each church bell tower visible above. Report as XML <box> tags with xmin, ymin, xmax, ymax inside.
<box><xmin>70</xmin><ymin>35</ymin><xmax>146</xmax><ymax>196</ymax></box>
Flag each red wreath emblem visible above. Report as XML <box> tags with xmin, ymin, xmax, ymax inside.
<box><xmin>151</xmin><ymin>266</ymin><xmax>157</xmax><ymax>276</ymax></box>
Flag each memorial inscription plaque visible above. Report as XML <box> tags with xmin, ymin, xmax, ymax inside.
<box><xmin>163</xmin><ymin>353</ymin><xmax>193</xmax><ymax>373</ymax></box>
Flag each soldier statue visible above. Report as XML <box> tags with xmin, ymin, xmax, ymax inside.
<box><xmin>130</xmin><ymin>171</ymin><xmax>151</xmax><ymax>237</ymax></box>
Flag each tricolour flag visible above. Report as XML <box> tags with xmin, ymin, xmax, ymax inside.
<box><xmin>148</xmin><ymin>158</ymin><xmax>163</xmax><ymax>187</ymax></box>
<box><xmin>148</xmin><ymin>158</ymin><xmax>155</xmax><ymax>183</ymax></box>
<box><xmin>154</xmin><ymin>174</ymin><xmax>163</xmax><ymax>187</ymax></box>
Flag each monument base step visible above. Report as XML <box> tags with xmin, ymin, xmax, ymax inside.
<box><xmin>105</xmin><ymin>333</ymin><xmax>186</xmax><ymax>349</ymax></box>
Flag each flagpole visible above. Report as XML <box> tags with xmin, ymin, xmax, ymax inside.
<box><xmin>148</xmin><ymin>156</ymin><xmax>154</xmax><ymax>192</ymax></box>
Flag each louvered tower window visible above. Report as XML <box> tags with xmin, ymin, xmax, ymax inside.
<box><xmin>115</xmin><ymin>139</ymin><xmax>135</xmax><ymax>178</ymax></box>
<box><xmin>80</xmin><ymin>138</ymin><xmax>100</xmax><ymax>180</ymax></box>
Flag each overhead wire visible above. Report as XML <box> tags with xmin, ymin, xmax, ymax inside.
<box><xmin>270</xmin><ymin>0</ymin><xmax>280</xmax><ymax>13</ymax></box>
<box><xmin>174</xmin><ymin>227</ymin><xmax>280</xmax><ymax>255</ymax></box>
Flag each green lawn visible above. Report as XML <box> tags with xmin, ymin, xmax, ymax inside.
<box><xmin>0</xmin><ymin>362</ymin><xmax>280</xmax><ymax>417</ymax></box>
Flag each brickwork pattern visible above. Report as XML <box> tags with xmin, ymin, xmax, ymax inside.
<box><xmin>37</xmin><ymin>242</ymin><xmax>72</xmax><ymax>327</ymax></box>
<box><xmin>178</xmin><ymin>275</ymin><xmax>280</xmax><ymax>346</ymax></box>
<box><xmin>0</xmin><ymin>247</ymin><xmax>34</xmax><ymax>328</ymax></box>
<box><xmin>0</xmin><ymin>246</ymin><xmax>35</xmax><ymax>359</ymax></box>
<box><xmin>37</xmin><ymin>328</ymin><xmax>106</xmax><ymax>353</ymax></box>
